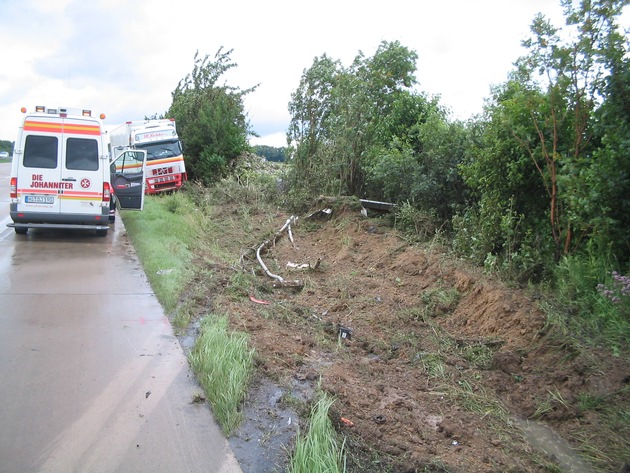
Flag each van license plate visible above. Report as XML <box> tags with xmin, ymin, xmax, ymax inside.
<box><xmin>25</xmin><ymin>195</ymin><xmax>54</xmax><ymax>204</ymax></box>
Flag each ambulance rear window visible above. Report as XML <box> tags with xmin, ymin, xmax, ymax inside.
<box><xmin>66</xmin><ymin>138</ymin><xmax>99</xmax><ymax>171</ymax></box>
<box><xmin>23</xmin><ymin>135</ymin><xmax>58</xmax><ymax>169</ymax></box>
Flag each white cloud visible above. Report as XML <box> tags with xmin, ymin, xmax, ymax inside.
<box><xmin>0</xmin><ymin>0</ymin><xmax>598</xmax><ymax>148</ymax></box>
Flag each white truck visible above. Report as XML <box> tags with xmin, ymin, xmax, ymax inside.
<box><xmin>109</xmin><ymin>119</ymin><xmax>187</xmax><ymax>194</ymax></box>
<box><xmin>8</xmin><ymin>105</ymin><xmax>147</xmax><ymax>236</ymax></box>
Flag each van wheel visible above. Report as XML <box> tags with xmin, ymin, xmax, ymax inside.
<box><xmin>96</xmin><ymin>229</ymin><xmax>108</xmax><ymax>237</ymax></box>
<box><xmin>15</xmin><ymin>227</ymin><xmax>28</xmax><ymax>235</ymax></box>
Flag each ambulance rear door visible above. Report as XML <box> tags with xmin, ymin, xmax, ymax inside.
<box><xmin>111</xmin><ymin>150</ymin><xmax>147</xmax><ymax>210</ymax></box>
<box><xmin>58</xmin><ymin>117</ymin><xmax>105</xmax><ymax>216</ymax></box>
<box><xmin>16</xmin><ymin>117</ymin><xmax>64</xmax><ymax>214</ymax></box>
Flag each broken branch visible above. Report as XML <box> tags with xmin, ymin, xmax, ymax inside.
<box><xmin>254</xmin><ymin>215</ymin><xmax>303</xmax><ymax>288</ymax></box>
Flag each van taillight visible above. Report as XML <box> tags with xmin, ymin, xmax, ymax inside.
<box><xmin>10</xmin><ymin>177</ymin><xmax>17</xmax><ymax>199</ymax></box>
<box><xmin>103</xmin><ymin>182</ymin><xmax>111</xmax><ymax>203</ymax></box>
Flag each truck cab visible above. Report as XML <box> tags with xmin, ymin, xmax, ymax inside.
<box><xmin>109</xmin><ymin>119</ymin><xmax>187</xmax><ymax>195</ymax></box>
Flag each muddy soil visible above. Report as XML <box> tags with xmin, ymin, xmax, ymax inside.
<box><xmin>197</xmin><ymin>201</ymin><xmax>629</xmax><ymax>473</ymax></box>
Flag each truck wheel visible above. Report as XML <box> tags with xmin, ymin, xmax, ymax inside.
<box><xmin>96</xmin><ymin>229</ymin><xmax>108</xmax><ymax>237</ymax></box>
<box><xmin>15</xmin><ymin>227</ymin><xmax>28</xmax><ymax>235</ymax></box>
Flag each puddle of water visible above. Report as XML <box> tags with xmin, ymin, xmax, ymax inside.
<box><xmin>229</xmin><ymin>378</ymin><xmax>301</xmax><ymax>473</ymax></box>
<box><xmin>515</xmin><ymin>418</ymin><xmax>595</xmax><ymax>473</ymax></box>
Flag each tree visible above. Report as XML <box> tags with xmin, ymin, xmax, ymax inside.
<box><xmin>0</xmin><ymin>140</ymin><xmax>14</xmax><ymax>156</ymax></box>
<box><xmin>253</xmin><ymin>145</ymin><xmax>286</xmax><ymax>162</ymax></box>
<box><xmin>337</xmin><ymin>41</ymin><xmax>419</xmax><ymax>195</ymax></box>
<box><xmin>287</xmin><ymin>41</ymin><xmax>421</xmax><ymax>197</ymax></box>
<box><xmin>507</xmin><ymin>0</ymin><xmax>629</xmax><ymax>260</ymax></box>
<box><xmin>457</xmin><ymin>0</ymin><xmax>629</xmax><ymax>278</ymax></box>
<box><xmin>168</xmin><ymin>48</ymin><xmax>257</xmax><ymax>184</ymax></box>
<box><xmin>287</xmin><ymin>54</ymin><xmax>341</xmax><ymax>195</ymax></box>
<box><xmin>364</xmin><ymin>102</ymin><xmax>468</xmax><ymax>222</ymax></box>
<box><xmin>457</xmin><ymin>82</ymin><xmax>554</xmax><ymax>277</ymax></box>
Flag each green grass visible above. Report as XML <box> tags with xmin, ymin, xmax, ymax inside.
<box><xmin>289</xmin><ymin>393</ymin><xmax>346</xmax><ymax>473</ymax></box>
<box><xmin>460</xmin><ymin>343</ymin><xmax>495</xmax><ymax>370</ymax></box>
<box><xmin>121</xmin><ymin>193</ymin><xmax>199</xmax><ymax>312</ymax></box>
<box><xmin>188</xmin><ymin>315</ymin><xmax>254</xmax><ymax>434</ymax></box>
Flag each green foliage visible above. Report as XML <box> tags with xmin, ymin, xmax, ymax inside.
<box><xmin>253</xmin><ymin>145</ymin><xmax>286</xmax><ymax>162</ymax></box>
<box><xmin>168</xmin><ymin>48</ymin><xmax>257</xmax><ymax>185</ymax></box>
<box><xmin>457</xmin><ymin>78</ymin><xmax>558</xmax><ymax>281</ymax></box>
<box><xmin>286</xmin><ymin>40</ymin><xmax>469</xmax><ymax>237</ymax></box>
<box><xmin>392</xmin><ymin>201</ymin><xmax>438</xmax><ymax>241</ymax></box>
<box><xmin>456</xmin><ymin>0</ymin><xmax>629</xmax><ymax>281</ymax></box>
<box><xmin>144</xmin><ymin>112</ymin><xmax>166</xmax><ymax>120</ymax></box>
<box><xmin>364</xmin><ymin>107</ymin><xmax>468</xmax><ymax>223</ymax></box>
<box><xmin>452</xmin><ymin>193</ymin><xmax>552</xmax><ymax>282</ymax></box>
<box><xmin>287</xmin><ymin>41</ymin><xmax>430</xmax><ymax>197</ymax></box>
<box><xmin>512</xmin><ymin>0</ymin><xmax>629</xmax><ymax>260</ymax></box>
<box><xmin>589</xmin><ymin>58</ymin><xmax>630</xmax><ymax>263</ymax></box>
<box><xmin>287</xmin><ymin>53</ymin><xmax>343</xmax><ymax>196</ymax></box>
<box><xmin>0</xmin><ymin>139</ymin><xmax>13</xmax><ymax>156</ymax></box>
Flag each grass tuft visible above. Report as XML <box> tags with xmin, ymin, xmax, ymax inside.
<box><xmin>289</xmin><ymin>393</ymin><xmax>346</xmax><ymax>473</ymax></box>
<box><xmin>188</xmin><ymin>315</ymin><xmax>254</xmax><ymax>434</ymax></box>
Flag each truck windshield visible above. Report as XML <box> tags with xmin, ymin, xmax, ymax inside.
<box><xmin>137</xmin><ymin>140</ymin><xmax>181</xmax><ymax>161</ymax></box>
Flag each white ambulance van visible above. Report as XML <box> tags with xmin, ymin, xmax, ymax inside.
<box><xmin>8</xmin><ymin>105</ymin><xmax>147</xmax><ymax>237</ymax></box>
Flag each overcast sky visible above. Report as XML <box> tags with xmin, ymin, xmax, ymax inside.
<box><xmin>0</xmin><ymin>0</ymin><xmax>591</xmax><ymax>147</ymax></box>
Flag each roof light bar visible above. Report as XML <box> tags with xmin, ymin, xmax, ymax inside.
<box><xmin>24</xmin><ymin>105</ymin><xmax>105</xmax><ymax>118</ymax></box>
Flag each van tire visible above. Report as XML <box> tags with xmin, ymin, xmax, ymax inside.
<box><xmin>96</xmin><ymin>229</ymin><xmax>108</xmax><ymax>237</ymax></box>
<box><xmin>15</xmin><ymin>227</ymin><xmax>28</xmax><ymax>235</ymax></box>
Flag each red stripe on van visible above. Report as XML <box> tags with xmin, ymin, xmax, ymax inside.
<box><xmin>17</xmin><ymin>188</ymin><xmax>102</xmax><ymax>200</ymax></box>
<box><xmin>23</xmin><ymin>120</ymin><xmax>100</xmax><ymax>136</ymax></box>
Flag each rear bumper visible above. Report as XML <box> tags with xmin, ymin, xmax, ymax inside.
<box><xmin>7</xmin><ymin>222</ymin><xmax>110</xmax><ymax>231</ymax></box>
<box><xmin>9</xmin><ymin>206</ymin><xmax>110</xmax><ymax>230</ymax></box>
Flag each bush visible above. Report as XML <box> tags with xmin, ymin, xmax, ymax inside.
<box><xmin>553</xmin><ymin>249</ymin><xmax>630</xmax><ymax>353</ymax></box>
<box><xmin>393</xmin><ymin>201</ymin><xmax>438</xmax><ymax>241</ymax></box>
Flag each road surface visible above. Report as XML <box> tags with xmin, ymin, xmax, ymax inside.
<box><xmin>0</xmin><ymin>161</ymin><xmax>242</xmax><ymax>473</ymax></box>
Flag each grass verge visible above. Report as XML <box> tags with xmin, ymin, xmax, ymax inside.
<box><xmin>120</xmin><ymin>192</ymin><xmax>198</xmax><ymax>313</ymax></box>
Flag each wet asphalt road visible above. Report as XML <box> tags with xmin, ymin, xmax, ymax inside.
<box><xmin>0</xmin><ymin>162</ymin><xmax>241</xmax><ymax>472</ymax></box>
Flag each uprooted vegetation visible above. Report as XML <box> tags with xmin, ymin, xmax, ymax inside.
<box><xmin>123</xmin><ymin>174</ymin><xmax>629</xmax><ymax>473</ymax></box>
